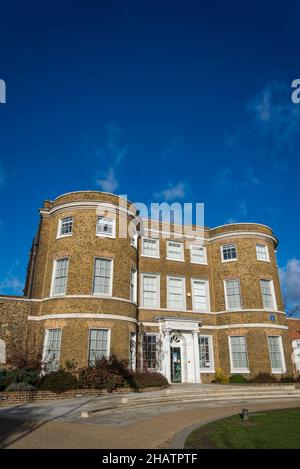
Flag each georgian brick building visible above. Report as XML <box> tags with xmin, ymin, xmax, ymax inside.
<box><xmin>0</xmin><ymin>191</ymin><xmax>295</xmax><ymax>382</ymax></box>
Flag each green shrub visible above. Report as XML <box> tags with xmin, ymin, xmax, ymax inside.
<box><xmin>249</xmin><ymin>372</ymin><xmax>277</xmax><ymax>383</ymax></box>
<box><xmin>5</xmin><ymin>382</ymin><xmax>37</xmax><ymax>391</ymax></box>
<box><xmin>38</xmin><ymin>369</ymin><xmax>78</xmax><ymax>393</ymax></box>
<box><xmin>0</xmin><ymin>368</ymin><xmax>39</xmax><ymax>391</ymax></box>
<box><xmin>279</xmin><ymin>375</ymin><xmax>296</xmax><ymax>383</ymax></box>
<box><xmin>229</xmin><ymin>374</ymin><xmax>248</xmax><ymax>384</ymax></box>
<box><xmin>132</xmin><ymin>371</ymin><xmax>168</xmax><ymax>389</ymax></box>
<box><xmin>213</xmin><ymin>368</ymin><xmax>229</xmax><ymax>384</ymax></box>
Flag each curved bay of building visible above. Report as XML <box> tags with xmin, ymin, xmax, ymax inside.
<box><xmin>0</xmin><ymin>191</ymin><xmax>294</xmax><ymax>382</ymax></box>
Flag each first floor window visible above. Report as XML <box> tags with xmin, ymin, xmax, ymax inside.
<box><xmin>260</xmin><ymin>279</ymin><xmax>276</xmax><ymax>310</ymax></box>
<box><xmin>93</xmin><ymin>258</ymin><xmax>112</xmax><ymax>295</ymax></box>
<box><xmin>142</xmin><ymin>334</ymin><xmax>158</xmax><ymax>370</ymax></box>
<box><xmin>199</xmin><ymin>335</ymin><xmax>214</xmax><ymax>371</ymax></box>
<box><xmin>190</xmin><ymin>245</ymin><xmax>207</xmax><ymax>264</ymax></box>
<box><xmin>168</xmin><ymin>276</ymin><xmax>185</xmax><ymax>310</ymax></box>
<box><xmin>229</xmin><ymin>336</ymin><xmax>249</xmax><ymax>372</ymax></box>
<box><xmin>222</xmin><ymin>243</ymin><xmax>237</xmax><ymax>261</ymax></box>
<box><xmin>43</xmin><ymin>329</ymin><xmax>62</xmax><ymax>372</ymax></box>
<box><xmin>268</xmin><ymin>336</ymin><xmax>285</xmax><ymax>373</ymax></box>
<box><xmin>224</xmin><ymin>279</ymin><xmax>242</xmax><ymax>310</ymax></box>
<box><xmin>192</xmin><ymin>279</ymin><xmax>209</xmax><ymax>311</ymax></box>
<box><xmin>58</xmin><ymin>216</ymin><xmax>73</xmax><ymax>236</ymax></box>
<box><xmin>96</xmin><ymin>216</ymin><xmax>115</xmax><ymax>237</ymax></box>
<box><xmin>142</xmin><ymin>238</ymin><xmax>159</xmax><ymax>257</ymax></box>
<box><xmin>141</xmin><ymin>274</ymin><xmax>160</xmax><ymax>307</ymax></box>
<box><xmin>130</xmin><ymin>267</ymin><xmax>137</xmax><ymax>302</ymax></box>
<box><xmin>51</xmin><ymin>258</ymin><xmax>69</xmax><ymax>296</ymax></box>
<box><xmin>292</xmin><ymin>339</ymin><xmax>300</xmax><ymax>372</ymax></box>
<box><xmin>167</xmin><ymin>241</ymin><xmax>184</xmax><ymax>260</ymax></box>
<box><xmin>256</xmin><ymin>243</ymin><xmax>269</xmax><ymax>261</ymax></box>
<box><xmin>88</xmin><ymin>329</ymin><xmax>109</xmax><ymax>365</ymax></box>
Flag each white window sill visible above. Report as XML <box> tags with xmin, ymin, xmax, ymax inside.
<box><xmin>226</xmin><ymin>307</ymin><xmax>242</xmax><ymax>312</ymax></box>
<box><xmin>141</xmin><ymin>254</ymin><xmax>160</xmax><ymax>259</ymax></box>
<box><xmin>231</xmin><ymin>369</ymin><xmax>250</xmax><ymax>374</ymax></box>
<box><xmin>257</xmin><ymin>258</ymin><xmax>270</xmax><ymax>263</ymax></box>
<box><xmin>190</xmin><ymin>261</ymin><xmax>208</xmax><ymax>265</ymax></box>
<box><xmin>166</xmin><ymin>257</ymin><xmax>185</xmax><ymax>262</ymax></box>
<box><xmin>221</xmin><ymin>258</ymin><xmax>238</xmax><ymax>263</ymax></box>
<box><xmin>96</xmin><ymin>233</ymin><xmax>115</xmax><ymax>239</ymax></box>
<box><xmin>271</xmin><ymin>369</ymin><xmax>286</xmax><ymax>374</ymax></box>
<box><xmin>93</xmin><ymin>293</ymin><xmax>112</xmax><ymax>297</ymax></box>
<box><xmin>50</xmin><ymin>293</ymin><xmax>67</xmax><ymax>298</ymax></box>
<box><xmin>56</xmin><ymin>233</ymin><xmax>73</xmax><ymax>240</ymax></box>
<box><xmin>200</xmin><ymin>369</ymin><xmax>215</xmax><ymax>373</ymax></box>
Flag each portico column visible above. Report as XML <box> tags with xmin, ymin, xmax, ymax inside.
<box><xmin>192</xmin><ymin>331</ymin><xmax>201</xmax><ymax>383</ymax></box>
<box><xmin>161</xmin><ymin>328</ymin><xmax>172</xmax><ymax>383</ymax></box>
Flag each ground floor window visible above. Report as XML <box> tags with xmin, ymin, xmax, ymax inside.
<box><xmin>43</xmin><ymin>328</ymin><xmax>62</xmax><ymax>372</ymax></box>
<box><xmin>142</xmin><ymin>334</ymin><xmax>158</xmax><ymax>370</ymax></box>
<box><xmin>268</xmin><ymin>336</ymin><xmax>286</xmax><ymax>373</ymax></box>
<box><xmin>293</xmin><ymin>339</ymin><xmax>300</xmax><ymax>372</ymax></box>
<box><xmin>88</xmin><ymin>329</ymin><xmax>110</xmax><ymax>365</ymax></box>
<box><xmin>198</xmin><ymin>335</ymin><xmax>214</xmax><ymax>372</ymax></box>
<box><xmin>129</xmin><ymin>332</ymin><xmax>136</xmax><ymax>370</ymax></box>
<box><xmin>229</xmin><ymin>335</ymin><xmax>249</xmax><ymax>373</ymax></box>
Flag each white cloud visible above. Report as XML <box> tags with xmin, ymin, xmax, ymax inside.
<box><xmin>247</xmin><ymin>83</ymin><xmax>300</xmax><ymax>149</ymax></box>
<box><xmin>96</xmin><ymin>167</ymin><xmax>118</xmax><ymax>193</ymax></box>
<box><xmin>0</xmin><ymin>275</ymin><xmax>23</xmax><ymax>294</ymax></box>
<box><xmin>95</xmin><ymin>123</ymin><xmax>128</xmax><ymax>191</ymax></box>
<box><xmin>161</xmin><ymin>136</ymin><xmax>184</xmax><ymax>159</ymax></box>
<box><xmin>279</xmin><ymin>258</ymin><xmax>300</xmax><ymax>310</ymax></box>
<box><xmin>154</xmin><ymin>182</ymin><xmax>187</xmax><ymax>201</ymax></box>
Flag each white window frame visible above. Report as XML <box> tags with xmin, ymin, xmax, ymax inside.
<box><xmin>130</xmin><ymin>231</ymin><xmax>138</xmax><ymax>249</ymax></box>
<box><xmin>292</xmin><ymin>339</ymin><xmax>300</xmax><ymax>372</ymax></box>
<box><xmin>224</xmin><ymin>278</ymin><xmax>242</xmax><ymax>311</ymax></box>
<box><xmin>260</xmin><ymin>278</ymin><xmax>277</xmax><ymax>311</ymax></box>
<box><xmin>191</xmin><ymin>278</ymin><xmax>210</xmax><ymax>312</ymax></box>
<box><xmin>130</xmin><ymin>267</ymin><xmax>137</xmax><ymax>303</ymax></box>
<box><xmin>228</xmin><ymin>335</ymin><xmax>250</xmax><ymax>374</ymax></box>
<box><xmin>92</xmin><ymin>257</ymin><xmax>113</xmax><ymax>297</ymax></box>
<box><xmin>129</xmin><ymin>332</ymin><xmax>137</xmax><ymax>370</ymax></box>
<box><xmin>190</xmin><ymin>245</ymin><xmax>207</xmax><ymax>264</ymax></box>
<box><xmin>88</xmin><ymin>328</ymin><xmax>111</xmax><ymax>365</ymax></box>
<box><xmin>167</xmin><ymin>275</ymin><xmax>186</xmax><ymax>310</ymax></box>
<box><xmin>166</xmin><ymin>241</ymin><xmax>184</xmax><ymax>262</ymax></box>
<box><xmin>198</xmin><ymin>335</ymin><xmax>215</xmax><ymax>372</ymax></box>
<box><xmin>256</xmin><ymin>243</ymin><xmax>270</xmax><ymax>262</ymax></box>
<box><xmin>141</xmin><ymin>237</ymin><xmax>160</xmax><ymax>258</ymax></box>
<box><xmin>268</xmin><ymin>335</ymin><xmax>286</xmax><ymax>374</ymax></box>
<box><xmin>140</xmin><ymin>273</ymin><xmax>160</xmax><ymax>308</ymax></box>
<box><xmin>221</xmin><ymin>243</ymin><xmax>238</xmax><ymax>263</ymax></box>
<box><xmin>57</xmin><ymin>216</ymin><xmax>73</xmax><ymax>239</ymax></box>
<box><xmin>42</xmin><ymin>328</ymin><xmax>62</xmax><ymax>372</ymax></box>
<box><xmin>142</xmin><ymin>332</ymin><xmax>160</xmax><ymax>371</ymax></box>
<box><xmin>50</xmin><ymin>258</ymin><xmax>69</xmax><ymax>297</ymax></box>
<box><xmin>96</xmin><ymin>216</ymin><xmax>116</xmax><ymax>238</ymax></box>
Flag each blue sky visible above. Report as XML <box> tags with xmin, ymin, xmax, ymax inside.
<box><xmin>0</xmin><ymin>1</ymin><xmax>299</xmax><ymax>312</ymax></box>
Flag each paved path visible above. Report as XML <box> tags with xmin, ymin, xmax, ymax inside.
<box><xmin>1</xmin><ymin>392</ymin><xmax>300</xmax><ymax>448</ymax></box>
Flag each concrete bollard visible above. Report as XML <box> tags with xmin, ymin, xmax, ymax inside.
<box><xmin>81</xmin><ymin>410</ymin><xmax>89</xmax><ymax>418</ymax></box>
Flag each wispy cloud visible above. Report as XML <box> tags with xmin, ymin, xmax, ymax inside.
<box><xmin>161</xmin><ymin>136</ymin><xmax>184</xmax><ymax>159</ymax></box>
<box><xmin>247</xmin><ymin>82</ymin><xmax>300</xmax><ymax>150</ymax></box>
<box><xmin>214</xmin><ymin>167</ymin><xmax>263</xmax><ymax>192</ymax></box>
<box><xmin>279</xmin><ymin>258</ymin><xmax>300</xmax><ymax>312</ymax></box>
<box><xmin>96</xmin><ymin>167</ymin><xmax>118</xmax><ymax>193</ymax></box>
<box><xmin>95</xmin><ymin>123</ymin><xmax>128</xmax><ymax>192</ymax></box>
<box><xmin>154</xmin><ymin>181</ymin><xmax>188</xmax><ymax>201</ymax></box>
<box><xmin>0</xmin><ymin>259</ymin><xmax>23</xmax><ymax>295</ymax></box>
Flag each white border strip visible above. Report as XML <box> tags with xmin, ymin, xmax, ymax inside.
<box><xmin>28</xmin><ymin>313</ymin><xmax>137</xmax><ymax>323</ymax></box>
<box><xmin>138</xmin><ymin>322</ymin><xmax>288</xmax><ymax>330</ymax></box>
<box><xmin>139</xmin><ymin>307</ymin><xmax>285</xmax><ymax>315</ymax></box>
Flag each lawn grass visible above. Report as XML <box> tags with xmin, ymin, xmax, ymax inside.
<box><xmin>184</xmin><ymin>408</ymin><xmax>300</xmax><ymax>449</ymax></box>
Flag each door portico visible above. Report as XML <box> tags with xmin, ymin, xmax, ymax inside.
<box><xmin>157</xmin><ymin>317</ymin><xmax>201</xmax><ymax>383</ymax></box>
